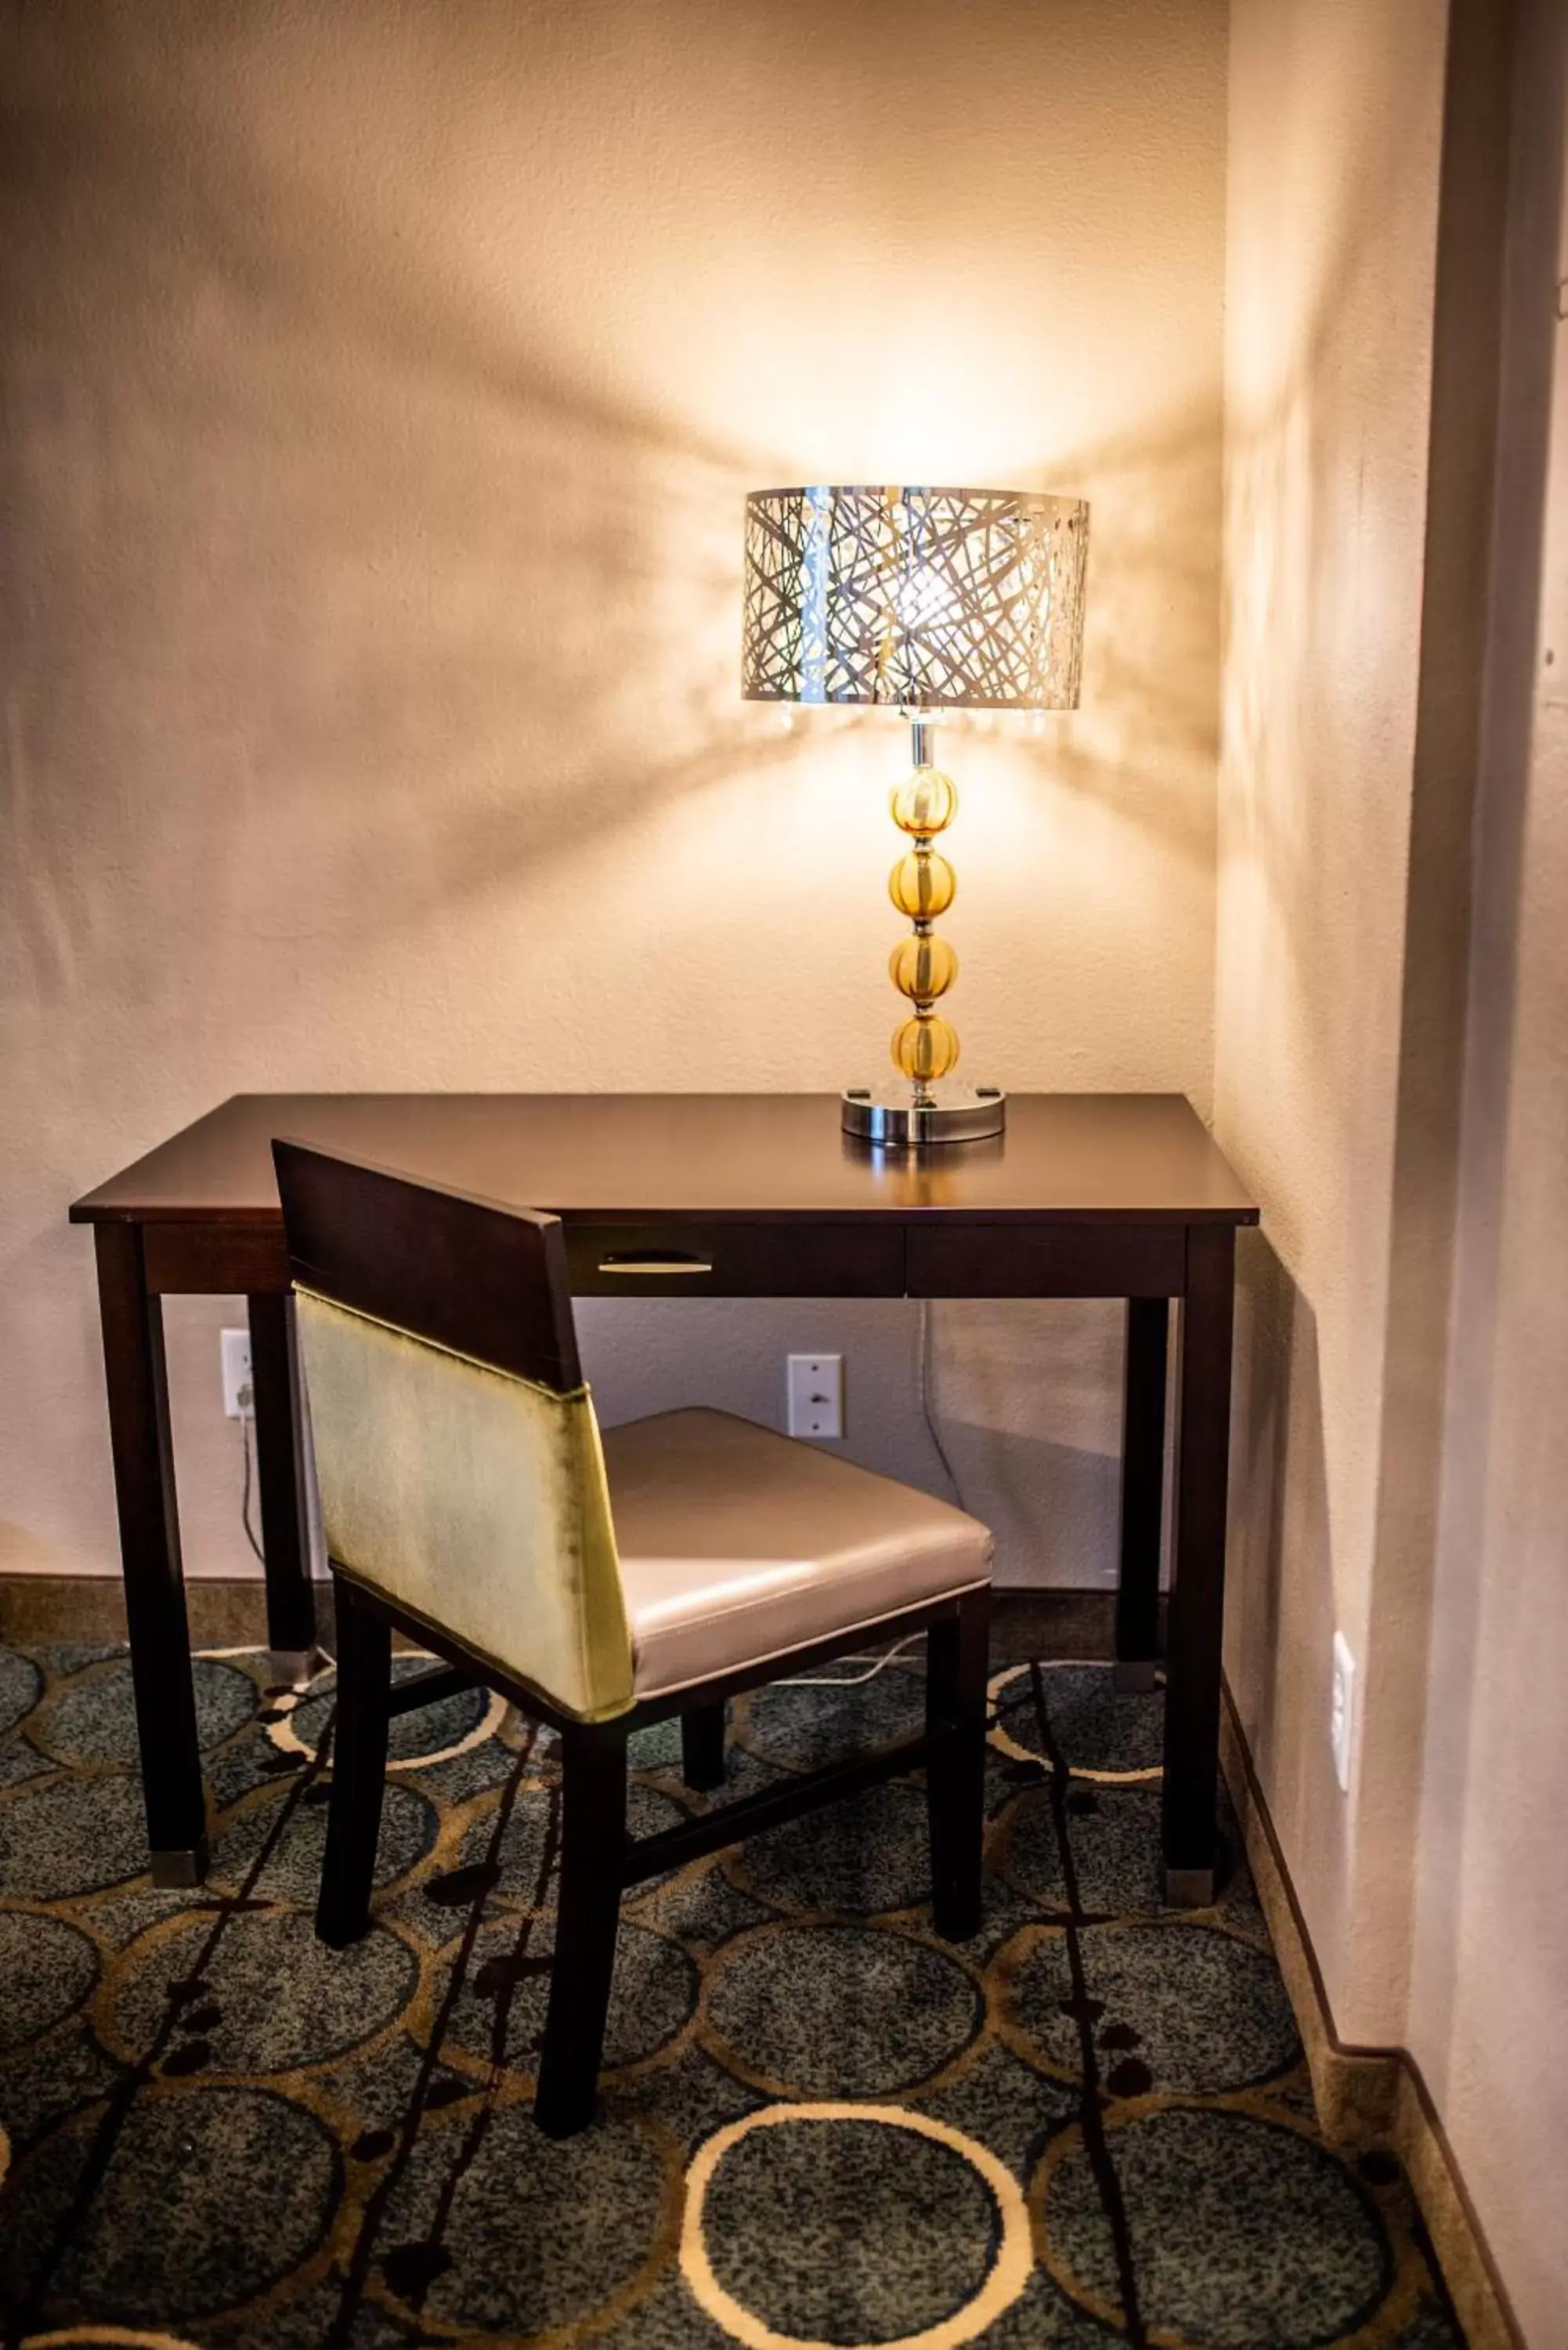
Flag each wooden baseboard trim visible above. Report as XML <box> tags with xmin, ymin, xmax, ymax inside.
<box><xmin>0</xmin><ymin>1574</ymin><xmax>320</xmax><ymax>1650</ymax></box>
<box><xmin>0</xmin><ymin>1578</ymin><xmax>1125</xmax><ymax>1661</ymax></box>
<box><xmin>1219</xmin><ymin>1679</ymin><xmax>1525</xmax><ymax>2350</ymax></box>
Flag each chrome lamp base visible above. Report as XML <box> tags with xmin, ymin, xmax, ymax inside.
<box><xmin>841</xmin><ymin>1082</ymin><xmax>1006</xmax><ymax>1148</ymax></box>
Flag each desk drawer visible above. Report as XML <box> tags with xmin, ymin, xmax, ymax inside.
<box><xmin>144</xmin><ymin>1221</ymin><xmax>292</xmax><ymax>1296</ymax></box>
<box><xmin>565</xmin><ymin>1222</ymin><xmax>906</xmax><ymax>1298</ymax></box>
<box><xmin>907</xmin><ymin>1223</ymin><xmax>1183</xmax><ymax>1299</ymax></box>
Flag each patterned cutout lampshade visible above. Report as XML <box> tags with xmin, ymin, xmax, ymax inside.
<box><xmin>742</xmin><ymin>483</ymin><xmax>1089</xmax><ymax>713</ymax></box>
<box><xmin>741</xmin><ymin>481</ymin><xmax>1089</xmax><ymax>1146</ymax></box>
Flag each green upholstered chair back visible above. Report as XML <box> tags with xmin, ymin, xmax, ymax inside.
<box><xmin>272</xmin><ymin>1140</ymin><xmax>634</xmax><ymax>1722</ymax></box>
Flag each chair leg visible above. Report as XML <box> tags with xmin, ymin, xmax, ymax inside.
<box><xmin>681</xmin><ymin>1701</ymin><xmax>727</xmax><ymax>1791</ymax></box>
<box><xmin>925</xmin><ymin>1589</ymin><xmax>990</xmax><ymax>1941</ymax></box>
<box><xmin>316</xmin><ymin>1574</ymin><xmax>392</xmax><ymax>1950</ymax></box>
<box><xmin>535</xmin><ymin>1721</ymin><xmax>627</xmax><ymax>2138</ymax></box>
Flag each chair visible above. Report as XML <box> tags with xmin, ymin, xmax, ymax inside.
<box><xmin>272</xmin><ymin>1138</ymin><xmax>993</xmax><ymax>2138</ymax></box>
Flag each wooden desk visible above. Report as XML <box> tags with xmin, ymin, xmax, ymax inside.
<box><xmin>70</xmin><ymin>1092</ymin><xmax>1258</xmax><ymax>1903</ymax></box>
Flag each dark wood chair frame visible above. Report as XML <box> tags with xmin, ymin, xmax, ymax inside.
<box><xmin>273</xmin><ymin>1138</ymin><xmax>991</xmax><ymax>2139</ymax></box>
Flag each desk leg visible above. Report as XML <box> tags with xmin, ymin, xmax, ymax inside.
<box><xmin>93</xmin><ymin>1224</ymin><xmax>208</xmax><ymax>1886</ymax></box>
<box><xmin>247</xmin><ymin>1294</ymin><xmax>317</xmax><ymax>1672</ymax></box>
<box><xmin>1114</xmin><ymin>1297</ymin><xmax>1169</xmax><ymax>1692</ymax></box>
<box><xmin>1161</xmin><ymin>1225</ymin><xmax>1236</xmax><ymax>1907</ymax></box>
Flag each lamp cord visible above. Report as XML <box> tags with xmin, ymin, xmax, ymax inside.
<box><xmin>919</xmin><ymin>1296</ymin><xmax>967</xmax><ymax>1510</ymax></box>
<box><xmin>775</xmin><ymin>1632</ymin><xmax>926</xmax><ymax>1689</ymax></box>
<box><xmin>239</xmin><ymin>1399</ymin><xmax>267</xmax><ymax>1567</ymax></box>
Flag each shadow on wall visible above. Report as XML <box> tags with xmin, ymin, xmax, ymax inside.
<box><xmin>1217</xmin><ymin>0</ymin><xmax>1557</xmax><ymax>2054</ymax></box>
<box><xmin>917</xmin><ymin>1302</ymin><xmax>1130</xmax><ymax>1589</ymax></box>
<box><xmin>576</xmin><ymin>1292</ymin><xmax>1129</xmax><ymax>1590</ymax></box>
<box><xmin>933</xmin><ymin>1416</ymin><xmax>1125</xmax><ymax>1592</ymax></box>
<box><xmin>1042</xmin><ymin>408</ymin><xmax>1222</xmax><ymax>873</ymax></box>
<box><xmin>1226</xmin><ymin>1229</ymin><xmax>1339</xmax><ymax>1913</ymax></box>
<box><xmin>5</xmin><ymin>5</ymin><xmax>770</xmax><ymax>1014</ymax></box>
<box><xmin>1407</xmin><ymin>0</ymin><xmax>1568</xmax><ymax>2112</ymax></box>
<box><xmin>5</xmin><ymin>2</ymin><xmax>1223</xmax><ymax>1027</ymax></box>
<box><xmin>1</xmin><ymin>0</ymin><xmax>1225</xmax><ymax>1594</ymax></box>
<box><xmin>1215</xmin><ymin>135</ymin><xmax>1414</xmax><ymax>2013</ymax></box>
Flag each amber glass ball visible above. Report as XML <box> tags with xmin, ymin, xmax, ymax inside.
<box><xmin>889</xmin><ymin>766</ymin><xmax>958</xmax><ymax>838</ymax></box>
<box><xmin>892</xmin><ymin>1013</ymin><xmax>960</xmax><ymax>1082</ymax></box>
<box><xmin>888</xmin><ymin>933</ymin><xmax>959</xmax><ymax>1004</ymax></box>
<box><xmin>888</xmin><ymin>849</ymin><xmax>956</xmax><ymax>920</ymax></box>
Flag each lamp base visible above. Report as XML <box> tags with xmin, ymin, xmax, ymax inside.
<box><xmin>841</xmin><ymin>1083</ymin><xmax>1006</xmax><ymax>1147</ymax></box>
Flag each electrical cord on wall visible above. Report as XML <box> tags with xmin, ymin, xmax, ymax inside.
<box><xmin>238</xmin><ymin>1383</ymin><xmax>266</xmax><ymax>1567</ymax></box>
<box><xmin>919</xmin><ymin>1296</ymin><xmax>968</xmax><ymax>1512</ymax></box>
<box><xmin>775</xmin><ymin>1632</ymin><xmax>926</xmax><ymax>1689</ymax></box>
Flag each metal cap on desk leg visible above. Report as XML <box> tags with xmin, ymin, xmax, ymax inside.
<box><xmin>1162</xmin><ymin>1865</ymin><xmax>1216</xmax><ymax>1908</ymax></box>
<box><xmin>151</xmin><ymin>1839</ymin><xmax>209</xmax><ymax>1890</ymax></box>
<box><xmin>266</xmin><ymin>1647</ymin><xmax>318</xmax><ymax>1687</ymax></box>
<box><xmin>1113</xmin><ymin>1661</ymin><xmax>1161</xmax><ymax>1694</ymax></box>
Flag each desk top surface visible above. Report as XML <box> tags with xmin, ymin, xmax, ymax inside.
<box><xmin>70</xmin><ymin>1094</ymin><xmax>1259</xmax><ymax>1227</ymax></box>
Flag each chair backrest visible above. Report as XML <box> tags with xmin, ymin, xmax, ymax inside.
<box><xmin>272</xmin><ymin>1139</ymin><xmax>634</xmax><ymax>1721</ymax></box>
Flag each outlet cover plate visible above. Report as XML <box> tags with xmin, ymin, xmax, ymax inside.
<box><xmin>786</xmin><ymin>1354</ymin><xmax>843</xmax><ymax>1441</ymax></box>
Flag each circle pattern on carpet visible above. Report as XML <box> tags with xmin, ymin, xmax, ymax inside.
<box><xmin>0</xmin><ymin>1773</ymin><xmax>157</xmax><ymax>1900</ymax></box>
<box><xmin>206</xmin><ymin>1777</ymin><xmax>436</xmax><ymax>1904</ymax></box>
<box><xmin>1000</xmin><ymin>1920</ymin><xmax>1299</xmax><ymax>2093</ymax></box>
<box><xmin>739</xmin><ymin>1664</ymin><xmax>927</xmax><ymax>1773</ymax></box>
<box><xmin>704</xmin><ymin>1923</ymin><xmax>983</xmax><ymax>2098</ymax></box>
<box><xmin>103</xmin><ymin>1911</ymin><xmax>419</xmax><ymax>2075</ymax></box>
<box><xmin>988</xmin><ymin>1662</ymin><xmax>1164</xmax><ymax>1781</ymax></box>
<box><xmin>999</xmin><ymin>1777</ymin><xmax>1166</xmax><ymax>1915</ymax></box>
<box><xmin>0</xmin><ymin>1911</ymin><xmax>99</xmax><ymax>2052</ymax></box>
<box><xmin>436</xmin><ymin>1914</ymin><xmax>698</xmax><ymax>2080</ymax></box>
<box><xmin>280</xmin><ymin>1664</ymin><xmax>505</xmax><ymax>1770</ymax></box>
<box><xmin>0</xmin><ymin>1648</ymin><xmax>43</xmax><ymax>1740</ymax></box>
<box><xmin>35</xmin><ymin>2087</ymin><xmax>340</xmax><ymax>2324</ymax></box>
<box><xmin>33</xmin><ymin>1660</ymin><xmax>258</xmax><ymax>1769</ymax></box>
<box><xmin>378</xmin><ymin>2099</ymin><xmax>672</xmax><ymax>2336</ymax></box>
<box><xmin>20</xmin><ymin>2333</ymin><xmax>203</xmax><ymax>2348</ymax></box>
<box><xmin>684</xmin><ymin>2104</ymin><xmax>1031</xmax><ymax>2348</ymax></box>
<box><xmin>452</xmin><ymin>1775</ymin><xmax>689</xmax><ymax>1904</ymax></box>
<box><xmin>1036</xmin><ymin>2105</ymin><xmax>1393</xmax><ymax>2345</ymax></box>
<box><xmin>732</xmin><ymin>1781</ymin><xmax>933</xmax><ymax>1916</ymax></box>
<box><xmin>0</xmin><ymin>1643</ymin><xmax>1465</xmax><ymax>2350</ymax></box>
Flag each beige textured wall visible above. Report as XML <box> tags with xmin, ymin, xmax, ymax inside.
<box><xmin>1216</xmin><ymin>0</ymin><xmax>1449</xmax><ymax>2038</ymax></box>
<box><xmin>1215</xmin><ymin>2</ymin><xmax>1568</xmax><ymax>2323</ymax></box>
<box><xmin>1408</xmin><ymin>13</ymin><xmax>1568</xmax><ymax>2337</ymax></box>
<box><xmin>0</xmin><ymin>0</ymin><xmax>1227</xmax><ymax>1587</ymax></box>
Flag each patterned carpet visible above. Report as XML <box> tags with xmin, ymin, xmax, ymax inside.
<box><xmin>0</xmin><ymin>1635</ymin><xmax>1465</xmax><ymax>2349</ymax></box>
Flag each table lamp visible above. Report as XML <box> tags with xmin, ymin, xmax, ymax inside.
<box><xmin>742</xmin><ymin>483</ymin><xmax>1089</xmax><ymax>1144</ymax></box>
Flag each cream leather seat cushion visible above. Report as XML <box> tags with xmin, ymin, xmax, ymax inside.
<box><xmin>602</xmin><ymin>1408</ymin><xmax>992</xmax><ymax>1700</ymax></box>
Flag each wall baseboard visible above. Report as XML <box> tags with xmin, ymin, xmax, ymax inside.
<box><xmin>0</xmin><ymin>1574</ymin><xmax>301</xmax><ymax>1650</ymax></box>
<box><xmin>1219</xmin><ymin>1680</ymin><xmax>1525</xmax><ymax>2350</ymax></box>
<box><xmin>0</xmin><ymin>1577</ymin><xmax>1121</xmax><ymax>1658</ymax></box>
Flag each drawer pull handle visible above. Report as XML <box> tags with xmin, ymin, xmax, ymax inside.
<box><xmin>597</xmin><ymin>1253</ymin><xmax>714</xmax><ymax>1276</ymax></box>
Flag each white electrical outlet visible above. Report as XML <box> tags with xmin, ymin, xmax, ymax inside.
<box><xmin>786</xmin><ymin>1353</ymin><xmax>843</xmax><ymax>1440</ymax></box>
<box><xmin>222</xmin><ymin>1327</ymin><xmax>254</xmax><ymax>1419</ymax></box>
<box><xmin>1330</xmin><ymin>1630</ymin><xmax>1357</xmax><ymax>1792</ymax></box>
